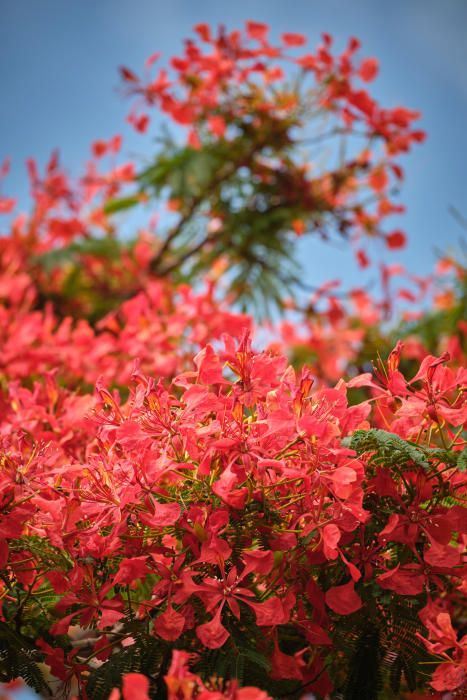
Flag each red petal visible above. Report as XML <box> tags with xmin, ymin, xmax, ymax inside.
<box><xmin>386</xmin><ymin>230</ymin><xmax>407</xmax><ymax>249</ymax></box>
<box><xmin>271</xmin><ymin>640</ymin><xmax>303</xmax><ymax>680</ymax></box>
<box><xmin>154</xmin><ymin>605</ymin><xmax>185</xmax><ymax>641</ymax></box>
<box><xmin>424</xmin><ymin>542</ymin><xmax>460</xmax><ymax>568</ymax></box>
<box><xmin>331</xmin><ymin>466</ymin><xmax>357</xmax><ymax>485</ymax></box>
<box><xmin>377</xmin><ymin>564</ymin><xmax>424</xmax><ymax>595</ymax></box>
<box><xmin>122</xmin><ymin>673</ymin><xmax>150</xmax><ymax>700</ymax></box>
<box><xmin>113</xmin><ymin>556</ymin><xmax>149</xmax><ymax>585</ymax></box>
<box><xmin>325</xmin><ymin>580</ymin><xmax>362</xmax><ymax>615</ymax></box>
<box><xmin>431</xmin><ymin>663</ymin><xmax>465</xmax><ymax>692</ymax></box>
<box><xmin>139</xmin><ymin>502</ymin><xmax>181</xmax><ymax>528</ymax></box>
<box><xmin>194</xmin><ymin>344</ymin><xmax>226</xmax><ymax>384</ymax></box>
<box><xmin>322</xmin><ymin>524</ymin><xmax>341</xmax><ymax>560</ymax></box>
<box><xmin>323</xmin><ymin>524</ymin><xmax>341</xmax><ymax>549</ymax></box>
<box><xmin>196</xmin><ymin>606</ymin><xmax>229</xmax><ymax>649</ymax></box>
<box><xmin>0</xmin><ymin>197</ymin><xmax>16</xmax><ymax>213</ymax></box>
<box><xmin>359</xmin><ymin>58</ymin><xmax>379</xmax><ymax>82</ymax></box>
<box><xmin>282</xmin><ymin>33</ymin><xmax>306</xmax><ymax>47</ymax></box>
<box><xmin>248</xmin><ymin>597</ymin><xmax>288</xmax><ymax>626</ymax></box>
<box><xmin>246</xmin><ymin>21</ymin><xmax>269</xmax><ymax>41</ymax></box>
<box><xmin>194</xmin><ymin>24</ymin><xmax>211</xmax><ymax>42</ymax></box>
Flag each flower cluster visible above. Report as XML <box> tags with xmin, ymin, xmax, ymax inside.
<box><xmin>0</xmin><ymin>332</ymin><xmax>465</xmax><ymax>697</ymax></box>
<box><xmin>120</xmin><ymin>22</ymin><xmax>424</xmax><ymax>257</ymax></box>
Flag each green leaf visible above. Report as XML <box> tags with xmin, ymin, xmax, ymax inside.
<box><xmin>240</xmin><ymin>648</ymin><xmax>271</xmax><ymax>672</ymax></box>
<box><xmin>86</xmin><ymin>633</ymin><xmax>167</xmax><ymax>700</ymax></box>
<box><xmin>457</xmin><ymin>448</ymin><xmax>467</xmax><ymax>472</ymax></box>
<box><xmin>349</xmin><ymin>429</ymin><xmax>431</xmax><ymax>471</ymax></box>
<box><xmin>32</xmin><ymin>237</ymin><xmax>124</xmax><ymax>272</ymax></box>
<box><xmin>0</xmin><ymin>622</ymin><xmax>48</xmax><ymax>694</ymax></box>
<box><xmin>103</xmin><ymin>195</ymin><xmax>141</xmax><ymax>215</ymax></box>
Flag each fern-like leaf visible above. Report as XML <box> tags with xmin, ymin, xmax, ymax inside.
<box><xmin>0</xmin><ymin>622</ymin><xmax>47</xmax><ymax>695</ymax></box>
<box><xmin>86</xmin><ymin>634</ymin><xmax>167</xmax><ymax>700</ymax></box>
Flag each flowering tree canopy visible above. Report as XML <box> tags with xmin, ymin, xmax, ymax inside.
<box><xmin>0</xmin><ymin>22</ymin><xmax>465</xmax><ymax>700</ymax></box>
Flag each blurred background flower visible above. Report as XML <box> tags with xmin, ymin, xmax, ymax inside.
<box><xmin>1</xmin><ymin>0</ymin><xmax>466</xmax><ymax>292</ymax></box>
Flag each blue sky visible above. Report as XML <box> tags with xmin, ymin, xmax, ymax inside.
<box><xmin>1</xmin><ymin>0</ymin><xmax>466</xmax><ymax>292</ymax></box>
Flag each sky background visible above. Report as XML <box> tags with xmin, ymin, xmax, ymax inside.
<box><xmin>1</xmin><ymin>0</ymin><xmax>466</xmax><ymax>294</ymax></box>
